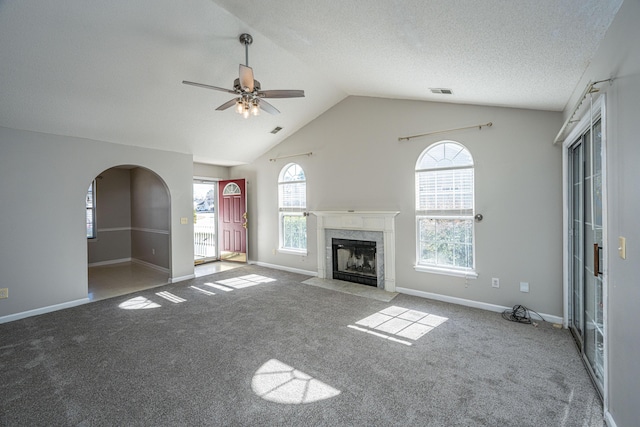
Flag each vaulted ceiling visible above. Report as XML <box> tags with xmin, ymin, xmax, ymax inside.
<box><xmin>0</xmin><ymin>0</ymin><xmax>623</xmax><ymax>165</ymax></box>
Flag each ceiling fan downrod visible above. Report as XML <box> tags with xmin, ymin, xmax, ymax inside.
<box><xmin>239</xmin><ymin>33</ymin><xmax>253</xmax><ymax>67</ymax></box>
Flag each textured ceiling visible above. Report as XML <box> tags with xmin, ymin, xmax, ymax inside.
<box><xmin>0</xmin><ymin>0</ymin><xmax>623</xmax><ymax>165</ymax></box>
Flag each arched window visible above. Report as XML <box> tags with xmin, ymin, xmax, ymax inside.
<box><xmin>278</xmin><ymin>163</ymin><xmax>307</xmax><ymax>253</ymax></box>
<box><xmin>415</xmin><ymin>141</ymin><xmax>475</xmax><ymax>274</ymax></box>
<box><xmin>223</xmin><ymin>182</ymin><xmax>241</xmax><ymax>195</ymax></box>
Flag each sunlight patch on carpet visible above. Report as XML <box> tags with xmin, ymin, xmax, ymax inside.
<box><xmin>252</xmin><ymin>359</ymin><xmax>341</xmax><ymax>404</ymax></box>
<box><xmin>348</xmin><ymin>305</ymin><xmax>448</xmax><ymax>345</ymax></box>
<box><xmin>118</xmin><ymin>296</ymin><xmax>161</xmax><ymax>310</ymax></box>
<box><xmin>190</xmin><ymin>285</ymin><xmax>216</xmax><ymax>296</ymax></box>
<box><xmin>203</xmin><ymin>282</ymin><xmax>233</xmax><ymax>292</ymax></box>
<box><xmin>156</xmin><ymin>291</ymin><xmax>186</xmax><ymax>303</ymax></box>
<box><xmin>216</xmin><ymin>274</ymin><xmax>276</xmax><ymax>289</ymax></box>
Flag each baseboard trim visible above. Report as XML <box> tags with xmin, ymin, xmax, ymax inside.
<box><xmin>0</xmin><ymin>298</ymin><xmax>90</xmax><ymax>324</ymax></box>
<box><xmin>171</xmin><ymin>274</ymin><xmax>196</xmax><ymax>283</ymax></box>
<box><xmin>395</xmin><ymin>287</ymin><xmax>564</xmax><ymax>325</ymax></box>
<box><xmin>604</xmin><ymin>410</ymin><xmax>617</xmax><ymax>427</ymax></box>
<box><xmin>131</xmin><ymin>258</ymin><xmax>170</xmax><ymax>274</ymax></box>
<box><xmin>250</xmin><ymin>261</ymin><xmax>318</xmax><ymax>277</ymax></box>
<box><xmin>88</xmin><ymin>257</ymin><xmax>132</xmax><ymax>267</ymax></box>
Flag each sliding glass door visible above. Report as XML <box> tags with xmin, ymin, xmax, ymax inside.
<box><xmin>568</xmin><ymin>118</ymin><xmax>604</xmax><ymax>397</ymax></box>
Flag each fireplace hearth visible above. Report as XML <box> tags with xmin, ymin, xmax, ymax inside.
<box><xmin>332</xmin><ymin>238</ymin><xmax>377</xmax><ymax>287</ymax></box>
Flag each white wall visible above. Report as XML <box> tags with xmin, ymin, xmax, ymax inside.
<box><xmin>563</xmin><ymin>1</ymin><xmax>640</xmax><ymax>425</ymax></box>
<box><xmin>0</xmin><ymin>127</ymin><xmax>194</xmax><ymax>318</ymax></box>
<box><xmin>231</xmin><ymin>96</ymin><xmax>563</xmax><ymax>316</ymax></box>
<box><xmin>193</xmin><ymin>162</ymin><xmax>230</xmax><ymax>180</ymax></box>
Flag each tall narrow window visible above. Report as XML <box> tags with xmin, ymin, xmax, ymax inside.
<box><xmin>86</xmin><ymin>180</ymin><xmax>96</xmax><ymax>239</ymax></box>
<box><xmin>415</xmin><ymin>141</ymin><xmax>475</xmax><ymax>274</ymax></box>
<box><xmin>278</xmin><ymin>163</ymin><xmax>307</xmax><ymax>253</ymax></box>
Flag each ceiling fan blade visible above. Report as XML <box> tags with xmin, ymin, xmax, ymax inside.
<box><xmin>239</xmin><ymin>64</ymin><xmax>255</xmax><ymax>92</ymax></box>
<box><xmin>216</xmin><ymin>98</ymin><xmax>238</xmax><ymax>111</ymax></box>
<box><xmin>182</xmin><ymin>80</ymin><xmax>236</xmax><ymax>94</ymax></box>
<box><xmin>258</xmin><ymin>99</ymin><xmax>280</xmax><ymax>115</ymax></box>
<box><xmin>258</xmin><ymin>89</ymin><xmax>305</xmax><ymax>99</ymax></box>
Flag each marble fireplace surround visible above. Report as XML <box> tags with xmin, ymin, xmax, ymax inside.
<box><xmin>311</xmin><ymin>211</ymin><xmax>400</xmax><ymax>292</ymax></box>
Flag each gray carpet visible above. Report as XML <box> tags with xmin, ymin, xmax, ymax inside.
<box><xmin>0</xmin><ymin>265</ymin><xmax>603</xmax><ymax>426</ymax></box>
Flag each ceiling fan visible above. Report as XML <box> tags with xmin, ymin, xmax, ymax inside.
<box><xmin>183</xmin><ymin>33</ymin><xmax>305</xmax><ymax>118</ymax></box>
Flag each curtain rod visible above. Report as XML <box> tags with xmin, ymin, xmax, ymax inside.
<box><xmin>269</xmin><ymin>152</ymin><xmax>313</xmax><ymax>162</ymax></box>
<box><xmin>398</xmin><ymin>122</ymin><xmax>493</xmax><ymax>142</ymax></box>
<box><xmin>553</xmin><ymin>78</ymin><xmax>613</xmax><ymax>145</ymax></box>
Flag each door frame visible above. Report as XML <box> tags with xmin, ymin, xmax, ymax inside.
<box><xmin>562</xmin><ymin>94</ymin><xmax>608</xmax><ymax>406</ymax></box>
<box><xmin>193</xmin><ymin>178</ymin><xmax>219</xmax><ymax>264</ymax></box>
<box><xmin>218</xmin><ymin>179</ymin><xmax>248</xmax><ymax>262</ymax></box>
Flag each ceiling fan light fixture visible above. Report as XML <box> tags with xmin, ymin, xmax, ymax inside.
<box><xmin>235</xmin><ymin>99</ymin><xmax>244</xmax><ymax>114</ymax></box>
<box><xmin>251</xmin><ymin>101</ymin><xmax>260</xmax><ymax>116</ymax></box>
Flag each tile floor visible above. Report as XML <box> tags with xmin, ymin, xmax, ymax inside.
<box><xmin>88</xmin><ymin>260</ymin><xmax>243</xmax><ymax>301</ymax></box>
<box><xmin>301</xmin><ymin>277</ymin><xmax>398</xmax><ymax>302</ymax></box>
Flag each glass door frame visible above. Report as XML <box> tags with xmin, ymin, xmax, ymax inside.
<box><xmin>193</xmin><ymin>179</ymin><xmax>220</xmax><ymax>264</ymax></box>
<box><xmin>562</xmin><ymin>94</ymin><xmax>608</xmax><ymax>405</ymax></box>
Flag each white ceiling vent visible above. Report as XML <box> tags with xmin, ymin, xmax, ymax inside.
<box><xmin>270</xmin><ymin>126</ymin><xmax>283</xmax><ymax>134</ymax></box>
<box><xmin>430</xmin><ymin>88</ymin><xmax>453</xmax><ymax>95</ymax></box>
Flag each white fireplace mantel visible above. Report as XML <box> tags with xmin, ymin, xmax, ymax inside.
<box><xmin>311</xmin><ymin>211</ymin><xmax>400</xmax><ymax>292</ymax></box>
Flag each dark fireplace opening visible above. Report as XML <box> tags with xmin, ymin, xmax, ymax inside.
<box><xmin>332</xmin><ymin>238</ymin><xmax>377</xmax><ymax>287</ymax></box>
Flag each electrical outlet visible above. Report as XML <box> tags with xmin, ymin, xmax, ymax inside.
<box><xmin>520</xmin><ymin>282</ymin><xmax>530</xmax><ymax>293</ymax></box>
<box><xmin>0</xmin><ymin>288</ymin><xmax>8</xmax><ymax>299</ymax></box>
<box><xmin>491</xmin><ymin>278</ymin><xmax>499</xmax><ymax>288</ymax></box>
<box><xmin>152</xmin><ymin>248</ymin><xmax>155</xmax><ymax>255</ymax></box>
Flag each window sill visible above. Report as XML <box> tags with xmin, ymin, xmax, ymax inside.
<box><xmin>414</xmin><ymin>264</ymin><xmax>478</xmax><ymax>279</ymax></box>
<box><xmin>278</xmin><ymin>248</ymin><xmax>308</xmax><ymax>256</ymax></box>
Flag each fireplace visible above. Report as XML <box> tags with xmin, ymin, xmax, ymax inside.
<box><xmin>312</xmin><ymin>211</ymin><xmax>400</xmax><ymax>292</ymax></box>
<box><xmin>332</xmin><ymin>238</ymin><xmax>377</xmax><ymax>287</ymax></box>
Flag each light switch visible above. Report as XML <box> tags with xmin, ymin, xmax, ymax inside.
<box><xmin>619</xmin><ymin>236</ymin><xmax>626</xmax><ymax>259</ymax></box>
<box><xmin>180</xmin><ymin>217</ymin><xmax>188</xmax><ymax>225</ymax></box>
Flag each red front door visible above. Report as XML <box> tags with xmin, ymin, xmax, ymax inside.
<box><xmin>218</xmin><ymin>179</ymin><xmax>247</xmax><ymax>262</ymax></box>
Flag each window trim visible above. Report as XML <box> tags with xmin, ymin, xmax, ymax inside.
<box><xmin>278</xmin><ymin>163</ymin><xmax>307</xmax><ymax>254</ymax></box>
<box><xmin>413</xmin><ymin>263</ymin><xmax>478</xmax><ymax>278</ymax></box>
<box><xmin>415</xmin><ymin>141</ymin><xmax>476</xmax><ymax>275</ymax></box>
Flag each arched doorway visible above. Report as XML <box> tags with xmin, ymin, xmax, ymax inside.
<box><xmin>86</xmin><ymin>165</ymin><xmax>172</xmax><ymax>300</ymax></box>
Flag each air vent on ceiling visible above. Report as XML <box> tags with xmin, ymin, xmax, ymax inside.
<box><xmin>430</xmin><ymin>88</ymin><xmax>453</xmax><ymax>95</ymax></box>
<box><xmin>270</xmin><ymin>126</ymin><xmax>283</xmax><ymax>134</ymax></box>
